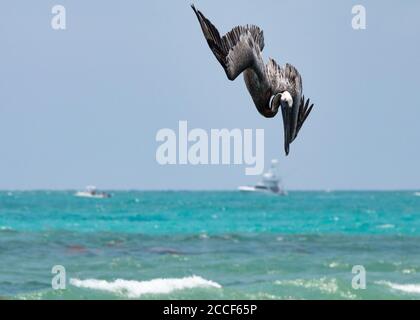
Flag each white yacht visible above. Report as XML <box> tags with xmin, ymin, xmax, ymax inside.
<box><xmin>238</xmin><ymin>160</ymin><xmax>287</xmax><ymax>196</ymax></box>
<box><xmin>75</xmin><ymin>186</ymin><xmax>111</xmax><ymax>199</ymax></box>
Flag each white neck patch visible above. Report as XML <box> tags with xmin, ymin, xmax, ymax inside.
<box><xmin>281</xmin><ymin>91</ymin><xmax>293</xmax><ymax>108</ymax></box>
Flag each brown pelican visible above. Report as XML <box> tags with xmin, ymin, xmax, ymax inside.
<box><xmin>192</xmin><ymin>5</ymin><xmax>314</xmax><ymax>155</ymax></box>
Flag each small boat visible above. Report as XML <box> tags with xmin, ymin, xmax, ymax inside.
<box><xmin>238</xmin><ymin>159</ymin><xmax>287</xmax><ymax>196</ymax></box>
<box><xmin>74</xmin><ymin>186</ymin><xmax>111</xmax><ymax>199</ymax></box>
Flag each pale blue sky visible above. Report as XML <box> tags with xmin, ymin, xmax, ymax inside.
<box><xmin>0</xmin><ymin>0</ymin><xmax>419</xmax><ymax>190</ymax></box>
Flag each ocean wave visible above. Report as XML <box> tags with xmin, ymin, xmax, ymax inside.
<box><xmin>376</xmin><ymin>224</ymin><xmax>395</xmax><ymax>229</ymax></box>
<box><xmin>401</xmin><ymin>268</ymin><xmax>416</xmax><ymax>274</ymax></box>
<box><xmin>377</xmin><ymin>281</ymin><xmax>420</xmax><ymax>294</ymax></box>
<box><xmin>326</xmin><ymin>261</ymin><xmax>350</xmax><ymax>269</ymax></box>
<box><xmin>274</xmin><ymin>277</ymin><xmax>356</xmax><ymax>299</ymax></box>
<box><xmin>0</xmin><ymin>226</ymin><xmax>14</xmax><ymax>232</ymax></box>
<box><xmin>69</xmin><ymin>275</ymin><xmax>222</xmax><ymax>298</ymax></box>
<box><xmin>275</xmin><ymin>277</ymin><xmax>338</xmax><ymax>294</ymax></box>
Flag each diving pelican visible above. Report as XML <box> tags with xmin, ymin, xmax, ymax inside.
<box><xmin>192</xmin><ymin>5</ymin><xmax>314</xmax><ymax>155</ymax></box>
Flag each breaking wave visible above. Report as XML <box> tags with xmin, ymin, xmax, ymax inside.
<box><xmin>70</xmin><ymin>275</ymin><xmax>222</xmax><ymax>298</ymax></box>
<box><xmin>377</xmin><ymin>281</ymin><xmax>420</xmax><ymax>294</ymax></box>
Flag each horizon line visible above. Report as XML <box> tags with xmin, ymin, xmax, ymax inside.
<box><xmin>1</xmin><ymin>188</ymin><xmax>419</xmax><ymax>192</ymax></box>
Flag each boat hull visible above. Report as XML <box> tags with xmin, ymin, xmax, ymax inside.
<box><xmin>74</xmin><ymin>192</ymin><xmax>111</xmax><ymax>199</ymax></box>
<box><xmin>238</xmin><ymin>186</ymin><xmax>287</xmax><ymax>196</ymax></box>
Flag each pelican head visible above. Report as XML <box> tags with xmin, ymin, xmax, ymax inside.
<box><xmin>280</xmin><ymin>91</ymin><xmax>293</xmax><ymax>108</ymax></box>
<box><xmin>270</xmin><ymin>91</ymin><xmax>293</xmax><ymax>113</ymax></box>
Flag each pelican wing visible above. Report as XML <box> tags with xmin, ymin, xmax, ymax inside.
<box><xmin>192</xmin><ymin>5</ymin><xmax>264</xmax><ymax>81</ymax></box>
<box><xmin>294</xmin><ymin>95</ymin><xmax>314</xmax><ymax>141</ymax></box>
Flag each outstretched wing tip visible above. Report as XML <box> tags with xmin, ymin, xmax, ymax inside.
<box><xmin>295</xmin><ymin>96</ymin><xmax>314</xmax><ymax>137</ymax></box>
<box><xmin>192</xmin><ymin>6</ymin><xmax>265</xmax><ymax>81</ymax></box>
<box><xmin>191</xmin><ymin>4</ymin><xmax>197</xmax><ymax>14</ymax></box>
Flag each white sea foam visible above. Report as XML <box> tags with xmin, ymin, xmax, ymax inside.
<box><xmin>402</xmin><ymin>268</ymin><xmax>416</xmax><ymax>274</ymax></box>
<box><xmin>328</xmin><ymin>262</ymin><xmax>340</xmax><ymax>268</ymax></box>
<box><xmin>414</xmin><ymin>192</ymin><xmax>420</xmax><ymax>197</ymax></box>
<box><xmin>377</xmin><ymin>281</ymin><xmax>420</xmax><ymax>294</ymax></box>
<box><xmin>275</xmin><ymin>277</ymin><xmax>338</xmax><ymax>294</ymax></box>
<box><xmin>70</xmin><ymin>275</ymin><xmax>222</xmax><ymax>298</ymax></box>
<box><xmin>376</xmin><ymin>224</ymin><xmax>395</xmax><ymax>229</ymax></box>
<box><xmin>275</xmin><ymin>278</ymin><xmax>356</xmax><ymax>299</ymax></box>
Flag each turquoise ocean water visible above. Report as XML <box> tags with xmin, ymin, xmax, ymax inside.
<box><xmin>1</xmin><ymin>191</ymin><xmax>420</xmax><ymax>299</ymax></box>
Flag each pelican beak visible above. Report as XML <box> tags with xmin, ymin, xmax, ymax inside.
<box><xmin>284</xmin><ymin>138</ymin><xmax>290</xmax><ymax>156</ymax></box>
<box><xmin>280</xmin><ymin>99</ymin><xmax>292</xmax><ymax>156</ymax></box>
